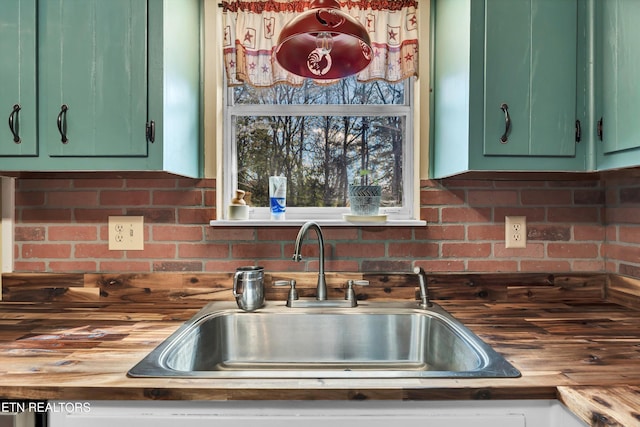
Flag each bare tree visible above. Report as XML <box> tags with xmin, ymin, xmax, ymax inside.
<box><xmin>234</xmin><ymin>77</ymin><xmax>406</xmax><ymax>208</ymax></box>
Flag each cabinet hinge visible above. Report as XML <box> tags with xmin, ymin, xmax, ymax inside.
<box><xmin>597</xmin><ymin>117</ymin><xmax>603</xmax><ymax>141</ymax></box>
<box><xmin>146</xmin><ymin>121</ymin><xmax>155</xmax><ymax>143</ymax></box>
<box><xmin>575</xmin><ymin>120</ymin><xmax>581</xmax><ymax>143</ymax></box>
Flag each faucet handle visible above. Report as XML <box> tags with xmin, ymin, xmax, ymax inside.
<box><xmin>274</xmin><ymin>280</ymin><xmax>292</xmax><ymax>287</ymax></box>
<box><xmin>352</xmin><ymin>280</ymin><xmax>369</xmax><ymax>287</ymax></box>
<box><xmin>345</xmin><ymin>280</ymin><xmax>369</xmax><ymax>306</ymax></box>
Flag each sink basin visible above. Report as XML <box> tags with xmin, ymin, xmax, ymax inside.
<box><xmin>128</xmin><ymin>302</ymin><xmax>520</xmax><ymax>379</ymax></box>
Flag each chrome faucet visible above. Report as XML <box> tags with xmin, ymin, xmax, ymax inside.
<box><xmin>284</xmin><ymin>221</ymin><xmax>368</xmax><ymax>307</ymax></box>
<box><xmin>292</xmin><ymin>221</ymin><xmax>327</xmax><ymax>300</ymax></box>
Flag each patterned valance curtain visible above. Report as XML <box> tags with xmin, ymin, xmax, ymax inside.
<box><xmin>222</xmin><ymin>0</ymin><xmax>419</xmax><ymax>87</ymax></box>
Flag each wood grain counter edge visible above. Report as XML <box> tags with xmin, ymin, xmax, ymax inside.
<box><xmin>558</xmin><ymin>386</ymin><xmax>640</xmax><ymax>427</ymax></box>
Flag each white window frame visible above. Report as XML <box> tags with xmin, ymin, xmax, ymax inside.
<box><xmin>221</xmin><ymin>79</ymin><xmax>417</xmax><ymax>223</ymax></box>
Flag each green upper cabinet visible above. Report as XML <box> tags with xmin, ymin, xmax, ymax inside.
<box><xmin>0</xmin><ymin>0</ymin><xmax>37</xmax><ymax>156</ymax></box>
<box><xmin>484</xmin><ymin>0</ymin><xmax>578</xmax><ymax>157</ymax></box>
<box><xmin>0</xmin><ymin>0</ymin><xmax>201</xmax><ymax>177</ymax></box>
<box><xmin>596</xmin><ymin>0</ymin><xmax>640</xmax><ymax>170</ymax></box>
<box><xmin>39</xmin><ymin>0</ymin><xmax>148</xmax><ymax>157</ymax></box>
<box><xmin>431</xmin><ymin>0</ymin><xmax>588</xmax><ymax>178</ymax></box>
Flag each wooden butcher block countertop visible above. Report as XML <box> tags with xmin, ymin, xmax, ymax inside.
<box><xmin>2</xmin><ymin>272</ymin><xmax>640</xmax><ymax>425</ymax></box>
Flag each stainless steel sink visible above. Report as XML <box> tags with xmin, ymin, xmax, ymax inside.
<box><xmin>128</xmin><ymin>302</ymin><xmax>520</xmax><ymax>379</ymax></box>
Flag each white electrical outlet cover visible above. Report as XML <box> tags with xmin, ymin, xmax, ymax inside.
<box><xmin>108</xmin><ymin>216</ymin><xmax>144</xmax><ymax>251</ymax></box>
<box><xmin>505</xmin><ymin>216</ymin><xmax>527</xmax><ymax>249</ymax></box>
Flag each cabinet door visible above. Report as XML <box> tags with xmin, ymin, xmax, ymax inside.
<box><xmin>51</xmin><ymin>414</ymin><xmax>525</xmax><ymax>427</ymax></box>
<box><xmin>0</xmin><ymin>0</ymin><xmax>37</xmax><ymax>156</ymax></box>
<box><xmin>50</xmin><ymin>400</ymin><xmax>589</xmax><ymax>427</ymax></box>
<box><xmin>38</xmin><ymin>0</ymin><xmax>148</xmax><ymax>157</ymax></box>
<box><xmin>483</xmin><ymin>0</ymin><xmax>578</xmax><ymax>157</ymax></box>
<box><xmin>600</xmin><ymin>0</ymin><xmax>640</xmax><ymax>154</ymax></box>
<box><xmin>49</xmin><ymin>402</ymin><xmax>527</xmax><ymax>427</ymax></box>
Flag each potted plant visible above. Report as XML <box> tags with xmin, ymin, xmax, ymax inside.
<box><xmin>348</xmin><ymin>170</ymin><xmax>382</xmax><ymax>216</ymax></box>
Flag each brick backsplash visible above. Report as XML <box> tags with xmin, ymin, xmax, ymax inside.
<box><xmin>419</xmin><ymin>178</ymin><xmax>605</xmax><ymax>273</ymax></box>
<box><xmin>11</xmin><ymin>174</ymin><xmax>638</xmax><ymax>276</ymax></box>
<box><xmin>603</xmin><ymin>176</ymin><xmax>640</xmax><ymax>277</ymax></box>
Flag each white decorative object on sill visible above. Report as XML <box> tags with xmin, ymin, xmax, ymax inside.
<box><xmin>227</xmin><ymin>189</ymin><xmax>249</xmax><ymax>220</ymax></box>
<box><xmin>227</xmin><ymin>205</ymin><xmax>249</xmax><ymax>220</ymax></box>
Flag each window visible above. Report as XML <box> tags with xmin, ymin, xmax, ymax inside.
<box><xmin>223</xmin><ymin>76</ymin><xmax>416</xmax><ymax>221</ymax></box>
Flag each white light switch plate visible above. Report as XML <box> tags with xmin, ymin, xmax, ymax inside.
<box><xmin>108</xmin><ymin>216</ymin><xmax>144</xmax><ymax>250</ymax></box>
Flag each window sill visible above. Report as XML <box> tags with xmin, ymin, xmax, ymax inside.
<box><xmin>210</xmin><ymin>219</ymin><xmax>427</xmax><ymax>227</ymax></box>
